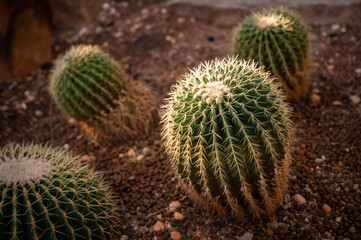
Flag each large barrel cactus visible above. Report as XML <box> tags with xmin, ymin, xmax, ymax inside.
<box><xmin>0</xmin><ymin>143</ymin><xmax>118</xmax><ymax>239</ymax></box>
<box><xmin>234</xmin><ymin>8</ymin><xmax>310</xmax><ymax>100</ymax></box>
<box><xmin>50</xmin><ymin>45</ymin><xmax>125</xmax><ymax>121</ymax></box>
<box><xmin>162</xmin><ymin>57</ymin><xmax>292</xmax><ymax>219</ymax></box>
<box><xmin>50</xmin><ymin>45</ymin><xmax>157</xmax><ymax>141</ymax></box>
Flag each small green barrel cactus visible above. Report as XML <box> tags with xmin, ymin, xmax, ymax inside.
<box><xmin>0</xmin><ymin>143</ymin><xmax>118</xmax><ymax>239</ymax></box>
<box><xmin>50</xmin><ymin>45</ymin><xmax>125</xmax><ymax>121</ymax></box>
<box><xmin>162</xmin><ymin>57</ymin><xmax>292</xmax><ymax>219</ymax></box>
<box><xmin>234</xmin><ymin>8</ymin><xmax>310</xmax><ymax>100</ymax></box>
<box><xmin>50</xmin><ymin>45</ymin><xmax>157</xmax><ymax>141</ymax></box>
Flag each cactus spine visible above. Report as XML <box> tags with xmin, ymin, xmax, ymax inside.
<box><xmin>50</xmin><ymin>45</ymin><xmax>125</xmax><ymax>121</ymax></box>
<box><xmin>234</xmin><ymin>8</ymin><xmax>310</xmax><ymax>100</ymax></box>
<box><xmin>0</xmin><ymin>143</ymin><xmax>118</xmax><ymax>239</ymax></box>
<box><xmin>162</xmin><ymin>57</ymin><xmax>292</xmax><ymax>219</ymax></box>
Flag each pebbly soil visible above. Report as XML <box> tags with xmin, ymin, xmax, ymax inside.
<box><xmin>0</xmin><ymin>0</ymin><xmax>360</xmax><ymax>239</ymax></box>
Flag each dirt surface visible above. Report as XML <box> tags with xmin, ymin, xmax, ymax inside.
<box><xmin>1</xmin><ymin>0</ymin><xmax>361</xmax><ymax>239</ymax></box>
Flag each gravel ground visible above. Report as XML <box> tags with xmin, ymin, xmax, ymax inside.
<box><xmin>0</xmin><ymin>0</ymin><xmax>360</xmax><ymax>239</ymax></box>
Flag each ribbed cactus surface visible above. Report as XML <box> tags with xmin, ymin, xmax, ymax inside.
<box><xmin>162</xmin><ymin>57</ymin><xmax>292</xmax><ymax>219</ymax></box>
<box><xmin>0</xmin><ymin>143</ymin><xmax>117</xmax><ymax>240</ymax></box>
<box><xmin>234</xmin><ymin>9</ymin><xmax>310</xmax><ymax>100</ymax></box>
<box><xmin>50</xmin><ymin>45</ymin><xmax>125</xmax><ymax>121</ymax></box>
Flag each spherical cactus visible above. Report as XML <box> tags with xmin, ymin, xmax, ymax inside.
<box><xmin>50</xmin><ymin>45</ymin><xmax>125</xmax><ymax>121</ymax></box>
<box><xmin>233</xmin><ymin>8</ymin><xmax>310</xmax><ymax>100</ymax></box>
<box><xmin>50</xmin><ymin>45</ymin><xmax>157</xmax><ymax>141</ymax></box>
<box><xmin>0</xmin><ymin>143</ymin><xmax>118</xmax><ymax>239</ymax></box>
<box><xmin>161</xmin><ymin>57</ymin><xmax>292</xmax><ymax>219</ymax></box>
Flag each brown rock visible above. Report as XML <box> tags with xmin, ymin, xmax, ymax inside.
<box><xmin>309</xmin><ymin>93</ymin><xmax>321</xmax><ymax>106</ymax></box>
<box><xmin>196</xmin><ymin>229</ymin><xmax>202</xmax><ymax>238</ymax></box>
<box><xmin>174</xmin><ymin>212</ymin><xmax>184</xmax><ymax>220</ymax></box>
<box><xmin>153</xmin><ymin>221</ymin><xmax>165</xmax><ymax>232</ymax></box>
<box><xmin>293</xmin><ymin>194</ymin><xmax>307</xmax><ymax>204</ymax></box>
<box><xmin>142</xmin><ymin>147</ymin><xmax>151</xmax><ymax>156</ymax></box>
<box><xmin>81</xmin><ymin>154</ymin><xmax>90</xmax><ymax>162</ymax></box>
<box><xmin>8</xmin><ymin>1</ymin><xmax>52</xmax><ymax>78</ymax></box>
<box><xmin>169</xmin><ymin>201</ymin><xmax>181</xmax><ymax>212</ymax></box>
<box><xmin>135</xmin><ymin>154</ymin><xmax>145</xmax><ymax>162</ymax></box>
<box><xmin>332</xmin><ymin>100</ymin><xmax>342</xmax><ymax>106</ymax></box>
<box><xmin>267</xmin><ymin>228</ymin><xmax>274</xmax><ymax>235</ymax></box>
<box><xmin>322</xmin><ymin>203</ymin><xmax>332</xmax><ymax>215</ymax></box>
<box><xmin>120</xmin><ymin>235</ymin><xmax>129</xmax><ymax>240</ymax></box>
<box><xmin>267</xmin><ymin>220</ymin><xmax>279</xmax><ymax>231</ymax></box>
<box><xmin>171</xmin><ymin>231</ymin><xmax>182</xmax><ymax>240</ymax></box>
<box><xmin>126</xmin><ymin>149</ymin><xmax>136</xmax><ymax>157</ymax></box>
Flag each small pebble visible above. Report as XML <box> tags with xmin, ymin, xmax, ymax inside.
<box><xmin>35</xmin><ymin>110</ymin><xmax>43</xmax><ymax>117</ymax></box>
<box><xmin>309</xmin><ymin>93</ymin><xmax>321</xmax><ymax>106</ymax></box>
<box><xmin>322</xmin><ymin>204</ymin><xmax>332</xmax><ymax>214</ymax></box>
<box><xmin>293</xmin><ymin>194</ymin><xmax>306</xmax><ymax>204</ymax></box>
<box><xmin>239</xmin><ymin>232</ymin><xmax>253</xmax><ymax>240</ymax></box>
<box><xmin>143</xmin><ymin>147</ymin><xmax>151</xmax><ymax>156</ymax></box>
<box><xmin>355</xmin><ymin>68</ymin><xmax>361</xmax><ymax>76</ymax></box>
<box><xmin>174</xmin><ymin>212</ymin><xmax>184</xmax><ymax>220</ymax></box>
<box><xmin>135</xmin><ymin>154</ymin><xmax>144</xmax><ymax>162</ymax></box>
<box><xmin>196</xmin><ymin>229</ymin><xmax>202</xmax><ymax>238</ymax></box>
<box><xmin>267</xmin><ymin>220</ymin><xmax>279</xmax><ymax>231</ymax></box>
<box><xmin>126</xmin><ymin>149</ymin><xmax>135</xmax><ymax>157</ymax></box>
<box><xmin>350</xmin><ymin>95</ymin><xmax>360</xmax><ymax>104</ymax></box>
<box><xmin>153</xmin><ymin>221</ymin><xmax>165</xmax><ymax>232</ymax></box>
<box><xmin>81</xmin><ymin>154</ymin><xmax>90</xmax><ymax>162</ymax></box>
<box><xmin>332</xmin><ymin>100</ymin><xmax>342</xmax><ymax>106</ymax></box>
<box><xmin>169</xmin><ymin>201</ymin><xmax>181</xmax><ymax>212</ymax></box>
<box><xmin>349</xmin><ymin>227</ymin><xmax>356</xmax><ymax>233</ymax></box>
<box><xmin>331</xmin><ymin>24</ymin><xmax>340</xmax><ymax>31</ymax></box>
<box><xmin>102</xmin><ymin>2</ymin><xmax>110</xmax><ymax>10</ymax></box>
<box><xmin>171</xmin><ymin>231</ymin><xmax>182</xmax><ymax>240</ymax></box>
<box><xmin>120</xmin><ymin>235</ymin><xmax>129</xmax><ymax>240</ymax></box>
<box><xmin>315</xmin><ymin>158</ymin><xmax>324</xmax><ymax>164</ymax></box>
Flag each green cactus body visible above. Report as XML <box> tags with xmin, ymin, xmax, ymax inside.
<box><xmin>162</xmin><ymin>57</ymin><xmax>292</xmax><ymax>219</ymax></box>
<box><xmin>234</xmin><ymin>9</ymin><xmax>310</xmax><ymax>100</ymax></box>
<box><xmin>0</xmin><ymin>143</ymin><xmax>118</xmax><ymax>239</ymax></box>
<box><xmin>50</xmin><ymin>45</ymin><xmax>125</xmax><ymax>121</ymax></box>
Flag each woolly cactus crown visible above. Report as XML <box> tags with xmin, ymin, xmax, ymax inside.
<box><xmin>162</xmin><ymin>57</ymin><xmax>292</xmax><ymax>219</ymax></box>
<box><xmin>50</xmin><ymin>45</ymin><xmax>125</xmax><ymax>121</ymax></box>
<box><xmin>234</xmin><ymin>8</ymin><xmax>310</xmax><ymax>100</ymax></box>
<box><xmin>0</xmin><ymin>143</ymin><xmax>118</xmax><ymax>239</ymax></box>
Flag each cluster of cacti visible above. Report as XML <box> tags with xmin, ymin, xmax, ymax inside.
<box><xmin>50</xmin><ymin>45</ymin><xmax>157</xmax><ymax>141</ymax></box>
<box><xmin>0</xmin><ymin>143</ymin><xmax>118</xmax><ymax>239</ymax></box>
<box><xmin>233</xmin><ymin>8</ymin><xmax>310</xmax><ymax>100</ymax></box>
<box><xmin>161</xmin><ymin>57</ymin><xmax>292</xmax><ymax>219</ymax></box>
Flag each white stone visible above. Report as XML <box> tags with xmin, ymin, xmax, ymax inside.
<box><xmin>350</xmin><ymin>95</ymin><xmax>360</xmax><ymax>104</ymax></box>
<box><xmin>102</xmin><ymin>2</ymin><xmax>110</xmax><ymax>10</ymax></box>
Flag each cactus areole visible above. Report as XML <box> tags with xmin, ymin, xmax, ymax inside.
<box><xmin>50</xmin><ymin>45</ymin><xmax>125</xmax><ymax>121</ymax></box>
<box><xmin>234</xmin><ymin>9</ymin><xmax>310</xmax><ymax>100</ymax></box>
<box><xmin>162</xmin><ymin>57</ymin><xmax>292</xmax><ymax>219</ymax></box>
<box><xmin>0</xmin><ymin>143</ymin><xmax>117</xmax><ymax>239</ymax></box>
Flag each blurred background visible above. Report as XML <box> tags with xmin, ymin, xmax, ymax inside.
<box><xmin>1</xmin><ymin>0</ymin><xmax>360</xmax><ymax>83</ymax></box>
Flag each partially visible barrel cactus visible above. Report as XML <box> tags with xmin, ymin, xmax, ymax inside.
<box><xmin>50</xmin><ymin>45</ymin><xmax>125</xmax><ymax>121</ymax></box>
<box><xmin>0</xmin><ymin>143</ymin><xmax>118</xmax><ymax>239</ymax></box>
<box><xmin>50</xmin><ymin>45</ymin><xmax>157</xmax><ymax>141</ymax></box>
<box><xmin>161</xmin><ymin>57</ymin><xmax>292</xmax><ymax>219</ymax></box>
<box><xmin>234</xmin><ymin>8</ymin><xmax>310</xmax><ymax>100</ymax></box>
